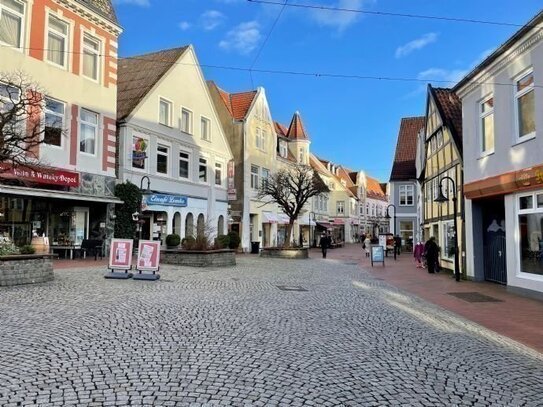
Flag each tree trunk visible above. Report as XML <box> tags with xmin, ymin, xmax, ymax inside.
<box><xmin>285</xmin><ymin>219</ymin><xmax>295</xmax><ymax>248</ymax></box>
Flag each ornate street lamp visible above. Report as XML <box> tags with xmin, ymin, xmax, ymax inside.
<box><xmin>138</xmin><ymin>176</ymin><xmax>152</xmax><ymax>242</ymax></box>
<box><xmin>434</xmin><ymin>176</ymin><xmax>460</xmax><ymax>282</ymax></box>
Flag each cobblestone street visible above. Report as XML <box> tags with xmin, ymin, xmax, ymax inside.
<box><xmin>1</xmin><ymin>257</ymin><xmax>543</xmax><ymax>406</ymax></box>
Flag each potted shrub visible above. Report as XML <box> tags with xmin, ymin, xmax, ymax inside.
<box><xmin>227</xmin><ymin>231</ymin><xmax>240</xmax><ymax>250</ymax></box>
<box><xmin>215</xmin><ymin>234</ymin><xmax>230</xmax><ymax>249</ymax></box>
<box><xmin>165</xmin><ymin>234</ymin><xmax>181</xmax><ymax>249</ymax></box>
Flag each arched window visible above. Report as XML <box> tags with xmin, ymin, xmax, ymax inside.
<box><xmin>185</xmin><ymin>213</ymin><xmax>194</xmax><ymax>238</ymax></box>
<box><xmin>217</xmin><ymin>215</ymin><xmax>224</xmax><ymax>236</ymax></box>
<box><xmin>173</xmin><ymin>212</ymin><xmax>181</xmax><ymax>236</ymax></box>
<box><xmin>197</xmin><ymin>214</ymin><xmax>205</xmax><ymax>238</ymax></box>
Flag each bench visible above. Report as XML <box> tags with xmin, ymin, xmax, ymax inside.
<box><xmin>81</xmin><ymin>239</ymin><xmax>104</xmax><ymax>260</ymax></box>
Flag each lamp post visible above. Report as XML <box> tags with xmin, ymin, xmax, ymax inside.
<box><xmin>385</xmin><ymin>204</ymin><xmax>397</xmax><ymax>260</ymax></box>
<box><xmin>139</xmin><ymin>176</ymin><xmax>152</xmax><ymax>242</ymax></box>
<box><xmin>434</xmin><ymin>176</ymin><xmax>460</xmax><ymax>282</ymax></box>
<box><xmin>310</xmin><ymin>211</ymin><xmax>317</xmax><ymax>248</ymax></box>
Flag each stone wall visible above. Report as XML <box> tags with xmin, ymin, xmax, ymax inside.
<box><xmin>0</xmin><ymin>255</ymin><xmax>55</xmax><ymax>287</ymax></box>
<box><xmin>162</xmin><ymin>250</ymin><xmax>236</xmax><ymax>267</ymax></box>
<box><xmin>260</xmin><ymin>248</ymin><xmax>309</xmax><ymax>259</ymax></box>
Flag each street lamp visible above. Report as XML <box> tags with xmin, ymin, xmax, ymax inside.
<box><xmin>310</xmin><ymin>211</ymin><xmax>317</xmax><ymax>248</ymax></box>
<box><xmin>434</xmin><ymin>176</ymin><xmax>460</xmax><ymax>282</ymax></box>
<box><xmin>138</xmin><ymin>176</ymin><xmax>152</xmax><ymax>242</ymax></box>
<box><xmin>385</xmin><ymin>204</ymin><xmax>397</xmax><ymax>260</ymax></box>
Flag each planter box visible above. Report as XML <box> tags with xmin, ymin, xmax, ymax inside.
<box><xmin>0</xmin><ymin>255</ymin><xmax>55</xmax><ymax>287</ymax></box>
<box><xmin>162</xmin><ymin>249</ymin><xmax>236</xmax><ymax>267</ymax></box>
<box><xmin>260</xmin><ymin>247</ymin><xmax>309</xmax><ymax>259</ymax></box>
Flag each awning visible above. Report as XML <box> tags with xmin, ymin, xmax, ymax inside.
<box><xmin>0</xmin><ymin>185</ymin><xmax>123</xmax><ymax>204</ymax></box>
<box><xmin>262</xmin><ymin>212</ymin><xmax>279</xmax><ymax>224</ymax></box>
<box><xmin>277</xmin><ymin>213</ymin><xmax>290</xmax><ymax>224</ymax></box>
<box><xmin>316</xmin><ymin>221</ymin><xmax>332</xmax><ymax>229</ymax></box>
<box><xmin>298</xmin><ymin>214</ymin><xmax>316</xmax><ymax>226</ymax></box>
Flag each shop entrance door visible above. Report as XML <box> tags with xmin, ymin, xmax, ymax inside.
<box><xmin>483</xmin><ymin>199</ymin><xmax>507</xmax><ymax>284</ymax></box>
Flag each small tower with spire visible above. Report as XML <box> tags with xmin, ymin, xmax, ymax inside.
<box><xmin>286</xmin><ymin>111</ymin><xmax>311</xmax><ymax>165</ymax></box>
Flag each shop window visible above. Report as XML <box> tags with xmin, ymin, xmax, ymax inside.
<box><xmin>520</xmin><ymin>195</ymin><xmax>533</xmax><ymax>210</ymax></box>
<box><xmin>44</xmin><ymin>97</ymin><xmax>64</xmax><ymax>147</ymax></box>
<box><xmin>442</xmin><ymin>221</ymin><xmax>455</xmax><ymax>259</ymax></box>
<box><xmin>179</xmin><ymin>151</ymin><xmax>189</xmax><ymax>179</ymax></box>
<box><xmin>79</xmin><ymin>108</ymin><xmax>98</xmax><ymax>154</ymax></box>
<box><xmin>518</xmin><ymin>192</ymin><xmax>543</xmax><ymax>276</ymax></box>
<box><xmin>199</xmin><ymin>157</ymin><xmax>207</xmax><ymax>183</ymax></box>
<box><xmin>82</xmin><ymin>34</ymin><xmax>101</xmax><ymax>81</ymax></box>
<box><xmin>47</xmin><ymin>15</ymin><xmax>69</xmax><ymax>68</ymax></box>
<box><xmin>156</xmin><ymin>144</ymin><xmax>169</xmax><ymax>174</ymax></box>
<box><xmin>399</xmin><ymin>221</ymin><xmax>414</xmax><ymax>249</ymax></box>
<box><xmin>0</xmin><ymin>0</ymin><xmax>25</xmax><ymax>48</ymax></box>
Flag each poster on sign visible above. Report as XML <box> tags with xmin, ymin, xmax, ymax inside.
<box><xmin>109</xmin><ymin>239</ymin><xmax>133</xmax><ymax>270</ymax></box>
<box><xmin>136</xmin><ymin>240</ymin><xmax>161</xmax><ymax>271</ymax></box>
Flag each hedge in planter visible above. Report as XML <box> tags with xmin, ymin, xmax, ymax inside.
<box><xmin>166</xmin><ymin>234</ymin><xmax>181</xmax><ymax>248</ymax></box>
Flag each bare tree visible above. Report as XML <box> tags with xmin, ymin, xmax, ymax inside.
<box><xmin>0</xmin><ymin>72</ymin><xmax>53</xmax><ymax>174</ymax></box>
<box><xmin>257</xmin><ymin>163</ymin><xmax>329</xmax><ymax>247</ymax></box>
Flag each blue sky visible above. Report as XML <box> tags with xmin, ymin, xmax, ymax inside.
<box><xmin>113</xmin><ymin>0</ymin><xmax>542</xmax><ymax>181</ymax></box>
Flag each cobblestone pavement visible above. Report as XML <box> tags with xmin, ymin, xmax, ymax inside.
<box><xmin>1</xmin><ymin>257</ymin><xmax>543</xmax><ymax>406</ymax></box>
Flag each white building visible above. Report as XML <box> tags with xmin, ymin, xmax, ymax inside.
<box><xmin>117</xmin><ymin>46</ymin><xmax>233</xmax><ymax>245</ymax></box>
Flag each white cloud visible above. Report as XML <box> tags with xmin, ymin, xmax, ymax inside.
<box><xmin>179</xmin><ymin>21</ymin><xmax>191</xmax><ymax>31</ymax></box>
<box><xmin>219</xmin><ymin>21</ymin><xmax>261</xmax><ymax>55</ymax></box>
<box><xmin>417</xmin><ymin>68</ymin><xmax>468</xmax><ymax>85</ymax></box>
<box><xmin>395</xmin><ymin>33</ymin><xmax>438</xmax><ymax>59</ymax></box>
<box><xmin>200</xmin><ymin>10</ymin><xmax>226</xmax><ymax>31</ymax></box>
<box><xmin>310</xmin><ymin>0</ymin><xmax>365</xmax><ymax>33</ymax></box>
<box><xmin>113</xmin><ymin>0</ymin><xmax>150</xmax><ymax>6</ymax></box>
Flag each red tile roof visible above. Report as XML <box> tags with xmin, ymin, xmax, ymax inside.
<box><xmin>390</xmin><ymin>116</ymin><xmax>425</xmax><ymax>181</ymax></box>
<box><xmin>287</xmin><ymin>111</ymin><xmax>309</xmax><ymax>140</ymax></box>
<box><xmin>431</xmin><ymin>87</ymin><xmax>463</xmax><ymax>154</ymax></box>
<box><xmin>367</xmin><ymin>176</ymin><xmax>387</xmax><ymax>201</ymax></box>
<box><xmin>207</xmin><ymin>82</ymin><xmax>257</xmax><ymax>121</ymax></box>
<box><xmin>275</xmin><ymin>121</ymin><xmax>288</xmax><ymax>137</ymax></box>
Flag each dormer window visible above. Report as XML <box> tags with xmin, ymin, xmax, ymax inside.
<box><xmin>279</xmin><ymin>140</ymin><xmax>287</xmax><ymax>158</ymax></box>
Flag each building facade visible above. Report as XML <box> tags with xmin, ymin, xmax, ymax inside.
<box><xmin>457</xmin><ymin>10</ymin><xmax>543</xmax><ymax>294</ymax></box>
<box><xmin>389</xmin><ymin>117</ymin><xmax>425</xmax><ymax>250</ymax></box>
<box><xmin>0</xmin><ymin>0</ymin><xmax>122</xmax><ymax>252</ymax></box>
<box><xmin>117</xmin><ymin>46</ymin><xmax>233</xmax><ymax>246</ymax></box>
<box><xmin>420</xmin><ymin>85</ymin><xmax>464</xmax><ymax>274</ymax></box>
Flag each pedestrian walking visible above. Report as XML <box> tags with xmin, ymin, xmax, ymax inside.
<box><xmin>394</xmin><ymin>235</ymin><xmax>402</xmax><ymax>255</ymax></box>
<box><xmin>364</xmin><ymin>235</ymin><xmax>371</xmax><ymax>257</ymax></box>
<box><xmin>414</xmin><ymin>241</ymin><xmax>424</xmax><ymax>268</ymax></box>
<box><xmin>319</xmin><ymin>233</ymin><xmax>329</xmax><ymax>258</ymax></box>
<box><xmin>424</xmin><ymin>237</ymin><xmax>439</xmax><ymax>274</ymax></box>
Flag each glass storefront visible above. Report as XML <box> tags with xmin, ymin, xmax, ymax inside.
<box><xmin>518</xmin><ymin>191</ymin><xmax>543</xmax><ymax>276</ymax></box>
<box><xmin>399</xmin><ymin>220</ymin><xmax>414</xmax><ymax>251</ymax></box>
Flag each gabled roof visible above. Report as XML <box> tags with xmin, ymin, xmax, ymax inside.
<box><xmin>275</xmin><ymin>121</ymin><xmax>288</xmax><ymax>137</ymax></box>
<box><xmin>77</xmin><ymin>0</ymin><xmax>118</xmax><ymax>25</ymax></box>
<box><xmin>207</xmin><ymin>82</ymin><xmax>258</xmax><ymax>121</ymax></box>
<box><xmin>117</xmin><ymin>46</ymin><xmax>189</xmax><ymax>121</ymax></box>
<box><xmin>287</xmin><ymin>111</ymin><xmax>309</xmax><ymax>140</ymax></box>
<box><xmin>367</xmin><ymin>176</ymin><xmax>387</xmax><ymax>201</ymax></box>
<box><xmin>430</xmin><ymin>86</ymin><xmax>463</xmax><ymax>155</ymax></box>
<box><xmin>390</xmin><ymin>116</ymin><xmax>425</xmax><ymax>181</ymax></box>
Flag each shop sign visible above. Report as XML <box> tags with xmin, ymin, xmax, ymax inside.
<box><xmin>132</xmin><ymin>135</ymin><xmax>148</xmax><ymax>169</ymax></box>
<box><xmin>109</xmin><ymin>239</ymin><xmax>134</xmax><ymax>270</ymax></box>
<box><xmin>0</xmin><ymin>165</ymin><xmax>79</xmax><ymax>187</ymax></box>
<box><xmin>515</xmin><ymin>165</ymin><xmax>543</xmax><ymax>188</ymax></box>
<box><xmin>144</xmin><ymin>194</ymin><xmax>188</xmax><ymax>207</ymax></box>
<box><xmin>137</xmin><ymin>240</ymin><xmax>161</xmax><ymax>271</ymax></box>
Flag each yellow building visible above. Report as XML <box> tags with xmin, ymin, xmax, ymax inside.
<box><xmin>420</xmin><ymin>85</ymin><xmax>464</xmax><ymax>274</ymax></box>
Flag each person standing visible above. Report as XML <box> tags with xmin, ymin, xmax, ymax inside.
<box><xmin>319</xmin><ymin>233</ymin><xmax>329</xmax><ymax>259</ymax></box>
<box><xmin>424</xmin><ymin>237</ymin><xmax>439</xmax><ymax>274</ymax></box>
<box><xmin>364</xmin><ymin>235</ymin><xmax>371</xmax><ymax>258</ymax></box>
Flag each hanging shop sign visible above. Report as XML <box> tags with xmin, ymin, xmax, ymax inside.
<box><xmin>143</xmin><ymin>194</ymin><xmax>188</xmax><ymax>209</ymax></box>
<box><xmin>131</xmin><ymin>136</ymin><xmax>148</xmax><ymax>169</ymax></box>
<box><xmin>0</xmin><ymin>165</ymin><xmax>79</xmax><ymax>187</ymax></box>
<box><xmin>109</xmin><ymin>239</ymin><xmax>134</xmax><ymax>270</ymax></box>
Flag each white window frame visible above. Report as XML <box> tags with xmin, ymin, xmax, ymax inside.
<box><xmin>442</xmin><ymin>220</ymin><xmax>454</xmax><ymax>260</ymax></box>
<box><xmin>215</xmin><ymin>161</ymin><xmax>224</xmax><ymax>187</ymax></box>
<box><xmin>399</xmin><ymin>184</ymin><xmax>414</xmax><ymax>206</ymax></box>
<box><xmin>201</xmin><ymin>116</ymin><xmax>211</xmax><ymax>141</ymax></box>
<box><xmin>79</xmin><ymin>108</ymin><xmax>98</xmax><ymax>156</ymax></box>
<box><xmin>156</xmin><ymin>143</ymin><xmax>169</xmax><ymax>175</ymax></box>
<box><xmin>261</xmin><ymin>167</ymin><xmax>270</xmax><ymax>188</ymax></box>
<box><xmin>0</xmin><ymin>0</ymin><xmax>25</xmax><ymax>49</ymax></box>
<box><xmin>279</xmin><ymin>140</ymin><xmax>287</xmax><ymax>158</ymax></box>
<box><xmin>516</xmin><ymin>191</ymin><xmax>543</xmax><ymax>281</ymax></box>
<box><xmin>43</xmin><ymin>96</ymin><xmax>65</xmax><ymax>149</ymax></box>
<box><xmin>479</xmin><ymin>94</ymin><xmax>495</xmax><ymax>156</ymax></box>
<box><xmin>180</xmin><ymin>107</ymin><xmax>193</xmax><ymax>135</ymax></box>
<box><xmin>337</xmin><ymin>201</ymin><xmax>345</xmax><ymax>215</ymax></box>
<box><xmin>251</xmin><ymin>164</ymin><xmax>259</xmax><ymax>190</ymax></box>
<box><xmin>178</xmin><ymin>149</ymin><xmax>190</xmax><ymax>180</ymax></box>
<box><xmin>199</xmin><ymin>157</ymin><xmax>208</xmax><ymax>183</ymax></box>
<box><xmin>81</xmin><ymin>32</ymin><xmax>101</xmax><ymax>82</ymax></box>
<box><xmin>514</xmin><ymin>69</ymin><xmax>536</xmax><ymax>144</ymax></box>
<box><xmin>46</xmin><ymin>14</ymin><xmax>69</xmax><ymax>69</ymax></box>
<box><xmin>255</xmin><ymin>127</ymin><xmax>263</xmax><ymax>150</ymax></box>
<box><xmin>158</xmin><ymin>97</ymin><xmax>172</xmax><ymax>127</ymax></box>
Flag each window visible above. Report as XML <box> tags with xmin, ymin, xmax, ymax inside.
<box><xmin>156</xmin><ymin>144</ymin><xmax>168</xmax><ymax>174</ymax></box>
<box><xmin>132</xmin><ymin>136</ymin><xmax>148</xmax><ymax>170</ymax></box>
<box><xmin>82</xmin><ymin>34</ymin><xmax>100</xmax><ymax>81</ymax></box>
<box><xmin>179</xmin><ymin>151</ymin><xmax>189</xmax><ymax>179</ymax></box>
<box><xmin>0</xmin><ymin>0</ymin><xmax>24</xmax><ymax>48</ymax></box>
<box><xmin>515</xmin><ymin>71</ymin><xmax>535</xmax><ymax>141</ymax></box>
<box><xmin>518</xmin><ymin>192</ymin><xmax>543</xmax><ymax>276</ymax></box>
<box><xmin>181</xmin><ymin>108</ymin><xmax>192</xmax><ymax>134</ymax></box>
<box><xmin>159</xmin><ymin>98</ymin><xmax>171</xmax><ymax>126</ymax></box>
<box><xmin>279</xmin><ymin>140</ymin><xmax>287</xmax><ymax>158</ymax></box>
<box><xmin>299</xmin><ymin>147</ymin><xmax>305</xmax><ymax>164</ymax></box>
<box><xmin>261</xmin><ymin>168</ymin><xmax>270</xmax><ymax>188</ymax></box>
<box><xmin>479</xmin><ymin>95</ymin><xmax>494</xmax><ymax>154</ymax></box>
<box><xmin>399</xmin><ymin>221</ymin><xmax>414</xmax><ymax>249</ymax></box>
<box><xmin>47</xmin><ymin>15</ymin><xmax>68</xmax><ymax>67</ymax></box>
<box><xmin>201</xmin><ymin>117</ymin><xmax>210</xmax><ymax>141</ymax></box>
<box><xmin>79</xmin><ymin>108</ymin><xmax>98</xmax><ymax>154</ymax></box>
<box><xmin>337</xmin><ymin>201</ymin><xmax>344</xmax><ymax>215</ymax></box>
<box><xmin>256</xmin><ymin>128</ymin><xmax>263</xmax><ymax>149</ymax></box>
<box><xmin>199</xmin><ymin>157</ymin><xmax>207</xmax><ymax>182</ymax></box>
<box><xmin>399</xmin><ymin>185</ymin><xmax>414</xmax><ymax>206</ymax></box>
<box><xmin>44</xmin><ymin>97</ymin><xmax>64</xmax><ymax>147</ymax></box>
<box><xmin>432</xmin><ymin>177</ymin><xmax>439</xmax><ymax>200</ymax></box>
<box><xmin>442</xmin><ymin>221</ymin><xmax>455</xmax><ymax>259</ymax></box>
<box><xmin>215</xmin><ymin>162</ymin><xmax>223</xmax><ymax>186</ymax></box>
<box><xmin>251</xmin><ymin>165</ymin><xmax>259</xmax><ymax>189</ymax></box>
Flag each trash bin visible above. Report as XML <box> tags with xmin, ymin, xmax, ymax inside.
<box><xmin>251</xmin><ymin>241</ymin><xmax>260</xmax><ymax>254</ymax></box>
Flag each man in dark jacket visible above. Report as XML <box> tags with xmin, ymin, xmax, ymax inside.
<box><xmin>319</xmin><ymin>233</ymin><xmax>329</xmax><ymax>258</ymax></box>
<box><xmin>424</xmin><ymin>237</ymin><xmax>439</xmax><ymax>274</ymax></box>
